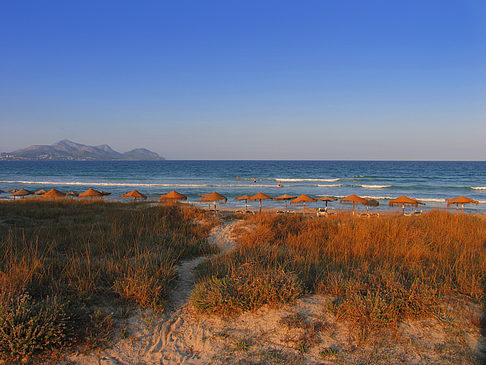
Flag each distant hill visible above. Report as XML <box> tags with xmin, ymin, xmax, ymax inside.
<box><xmin>0</xmin><ymin>140</ymin><xmax>165</xmax><ymax>161</ymax></box>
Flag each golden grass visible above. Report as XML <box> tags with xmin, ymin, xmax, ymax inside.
<box><xmin>0</xmin><ymin>200</ymin><xmax>216</xmax><ymax>360</ymax></box>
<box><xmin>194</xmin><ymin>211</ymin><xmax>486</xmax><ymax>336</ymax></box>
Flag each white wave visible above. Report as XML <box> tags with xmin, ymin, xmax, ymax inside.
<box><xmin>276</xmin><ymin>178</ymin><xmax>340</xmax><ymax>182</ymax></box>
<box><xmin>414</xmin><ymin>198</ymin><xmax>445</xmax><ymax>203</ymax></box>
<box><xmin>317</xmin><ymin>184</ymin><xmax>342</xmax><ymax>187</ymax></box>
<box><xmin>359</xmin><ymin>184</ymin><xmax>392</xmax><ymax>189</ymax></box>
<box><xmin>0</xmin><ymin>180</ymin><xmax>275</xmax><ymax>189</ymax></box>
<box><xmin>471</xmin><ymin>186</ymin><xmax>486</xmax><ymax>190</ymax></box>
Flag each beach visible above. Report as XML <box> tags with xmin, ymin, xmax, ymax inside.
<box><xmin>0</xmin><ymin>200</ymin><xmax>484</xmax><ymax>363</ymax></box>
<box><xmin>0</xmin><ymin>160</ymin><xmax>485</xmax><ymax>214</ymax></box>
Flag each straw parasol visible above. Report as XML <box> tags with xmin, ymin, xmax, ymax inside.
<box><xmin>340</xmin><ymin>194</ymin><xmax>368</xmax><ymax>215</ymax></box>
<box><xmin>100</xmin><ymin>190</ymin><xmax>111</xmax><ymax>196</ymax></box>
<box><xmin>318</xmin><ymin>196</ymin><xmax>337</xmax><ymax>210</ymax></box>
<box><xmin>446</xmin><ymin>196</ymin><xmax>479</xmax><ymax>213</ymax></box>
<box><xmin>10</xmin><ymin>188</ymin><xmax>32</xmax><ymax>199</ymax></box>
<box><xmin>121</xmin><ymin>190</ymin><xmax>147</xmax><ymax>200</ymax></box>
<box><xmin>235</xmin><ymin>194</ymin><xmax>252</xmax><ymax>211</ymax></box>
<box><xmin>290</xmin><ymin>194</ymin><xmax>317</xmax><ymax>215</ymax></box>
<box><xmin>79</xmin><ymin>188</ymin><xmax>104</xmax><ymax>199</ymax></box>
<box><xmin>249</xmin><ymin>192</ymin><xmax>272</xmax><ymax>213</ymax></box>
<box><xmin>200</xmin><ymin>192</ymin><xmax>227</xmax><ymax>210</ymax></box>
<box><xmin>35</xmin><ymin>189</ymin><xmax>47</xmax><ymax>195</ymax></box>
<box><xmin>42</xmin><ymin>189</ymin><xmax>66</xmax><ymax>199</ymax></box>
<box><xmin>160</xmin><ymin>190</ymin><xmax>187</xmax><ymax>203</ymax></box>
<box><xmin>273</xmin><ymin>194</ymin><xmax>297</xmax><ymax>213</ymax></box>
<box><xmin>389</xmin><ymin>195</ymin><xmax>424</xmax><ymax>215</ymax></box>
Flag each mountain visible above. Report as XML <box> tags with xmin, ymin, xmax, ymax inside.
<box><xmin>0</xmin><ymin>140</ymin><xmax>165</xmax><ymax>161</ymax></box>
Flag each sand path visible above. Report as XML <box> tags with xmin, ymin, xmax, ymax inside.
<box><xmin>68</xmin><ymin>219</ymin><xmax>239</xmax><ymax>365</ymax></box>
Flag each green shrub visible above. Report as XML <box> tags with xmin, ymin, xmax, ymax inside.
<box><xmin>0</xmin><ymin>293</ymin><xmax>70</xmax><ymax>360</ymax></box>
<box><xmin>191</xmin><ymin>263</ymin><xmax>303</xmax><ymax>315</ymax></box>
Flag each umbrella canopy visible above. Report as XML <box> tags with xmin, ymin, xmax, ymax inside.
<box><xmin>290</xmin><ymin>194</ymin><xmax>317</xmax><ymax>215</ymax></box>
<box><xmin>10</xmin><ymin>188</ymin><xmax>32</xmax><ymax>198</ymax></box>
<box><xmin>235</xmin><ymin>194</ymin><xmax>252</xmax><ymax>211</ymax></box>
<box><xmin>7</xmin><ymin>189</ymin><xmax>18</xmax><ymax>193</ymax></box>
<box><xmin>389</xmin><ymin>195</ymin><xmax>424</xmax><ymax>214</ymax></box>
<box><xmin>66</xmin><ymin>191</ymin><xmax>78</xmax><ymax>198</ymax></box>
<box><xmin>318</xmin><ymin>196</ymin><xmax>337</xmax><ymax>209</ymax></box>
<box><xmin>340</xmin><ymin>194</ymin><xmax>368</xmax><ymax>215</ymax></box>
<box><xmin>34</xmin><ymin>189</ymin><xmax>47</xmax><ymax>195</ymax></box>
<box><xmin>160</xmin><ymin>190</ymin><xmax>187</xmax><ymax>202</ymax></box>
<box><xmin>42</xmin><ymin>189</ymin><xmax>66</xmax><ymax>199</ymax></box>
<box><xmin>79</xmin><ymin>188</ymin><xmax>104</xmax><ymax>198</ymax></box>
<box><xmin>249</xmin><ymin>192</ymin><xmax>272</xmax><ymax>213</ymax></box>
<box><xmin>100</xmin><ymin>190</ymin><xmax>111</xmax><ymax>196</ymax></box>
<box><xmin>446</xmin><ymin>196</ymin><xmax>479</xmax><ymax>213</ymax></box>
<box><xmin>121</xmin><ymin>190</ymin><xmax>147</xmax><ymax>200</ymax></box>
<box><xmin>273</xmin><ymin>194</ymin><xmax>297</xmax><ymax>213</ymax></box>
<box><xmin>201</xmin><ymin>192</ymin><xmax>227</xmax><ymax>210</ymax></box>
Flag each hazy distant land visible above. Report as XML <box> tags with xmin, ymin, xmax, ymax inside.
<box><xmin>0</xmin><ymin>139</ymin><xmax>164</xmax><ymax>161</ymax></box>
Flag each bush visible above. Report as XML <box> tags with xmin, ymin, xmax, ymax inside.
<box><xmin>191</xmin><ymin>263</ymin><xmax>303</xmax><ymax>315</ymax></box>
<box><xmin>0</xmin><ymin>293</ymin><xmax>70</xmax><ymax>360</ymax></box>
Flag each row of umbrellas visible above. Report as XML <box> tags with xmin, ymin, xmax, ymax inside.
<box><xmin>1</xmin><ymin>188</ymin><xmax>479</xmax><ymax>214</ymax></box>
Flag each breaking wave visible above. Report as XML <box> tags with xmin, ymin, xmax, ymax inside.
<box><xmin>0</xmin><ymin>180</ymin><xmax>274</xmax><ymax>189</ymax></box>
<box><xmin>276</xmin><ymin>178</ymin><xmax>340</xmax><ymax>182</ymax></box>
<box><xmin>358</xmin><ymin>184</ymin><xmax>392</xmax><ymax>189</ymax></box>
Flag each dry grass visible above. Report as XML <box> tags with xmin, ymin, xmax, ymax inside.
<box><xmin>0</xmin><ymin>200</ymin><xmax>216</xmax><ymax>361</ymax></box>
<box><xmin>194</xmin><ymin>211</ymin><xmax>486</xmax><ymax>337</ymax></box>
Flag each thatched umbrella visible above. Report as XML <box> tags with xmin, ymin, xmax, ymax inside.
<box><xmin>340</xmin><ymin>194</ymin><xmax>368</xmax><ymax>215</ymax></box>
<box><xmin>10</xmin><ymin>188</ymin><xmax>33</xmax><ymax>200</ymax></box>
<box><xmin>389</xmin><ymin>195</ymin><xmax>424</xmax><ymax>215</ymax></box>
<box><xmin>121</xmin><ymin>190</ymin><xmax>147</xmax><ymax>201</ymax></box>
<box><xmin>100</xmin><ymin>190</ymin><xmax>111</xmax><ymax>196</ymax></box>
<box><xmin>42</xmin><ymin>189</ymin><xmax>66</xmax><ymax>199</ymax></box>
<box><xmin>290</xmin><ymin>194</ymin><xmax>317</xmax><ymax>215</ymax></box>
<box><xmin>200</xmin><ymin>192</ymin><xmax>227</xmax><ymax>210</ymax></box>
<box><xmin>273</xmin><ymin>194</ymin><xmax>297</xmax><ymax>213</ymax></box>
<box><xmin>160</xmin><ymin>190</ymin><xmax>187</xmax><ymax>203</ymax></box>
<box><xmin>34</xmin><ymin>189</ymin><xmax>47</xmax><ymax>195</ymax></box>
<box><xmin>446</xmin><ymin>196</ymin><xmax>479</xmax><ymax>213</ymax></box>
<box><xmin>318</xmin><ymin>196</ymin><xmax>337</xmax><ymax>211</ymax></box>
<box><xmin>235</xmin><ymin>194</ymin><xmax>252</xmax><ymax>211</ymax></box>
<box><xmin>7</xmin><ymin>189</ymin><xmax>18</xmax><ymax>193</ymax></box>
<box><xmin>79</xmin><ymin>188</ymin><xmax>104</xmax><ymax>199</ymax></box>
<box><xmin>249</xmin><ymin>192</ymin><xmax>272</xmax><ymax>213</ymax></box>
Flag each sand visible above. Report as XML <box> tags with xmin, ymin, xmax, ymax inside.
<box><xmin>65</xmin><ymin>219</ymin><xmax>484</xmax><ymax>365</ymax></box>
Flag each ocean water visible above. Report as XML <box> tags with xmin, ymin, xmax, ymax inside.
<box><xmin>0</xmin><ymin>160</ymin><xmax>485</xmax><ymax>213</ymax></box>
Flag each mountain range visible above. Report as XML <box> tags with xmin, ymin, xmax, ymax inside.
<box><xmin>0</xmin><ymin>140</ymin><xmax>164</xmax><ymax>161</ymax></box>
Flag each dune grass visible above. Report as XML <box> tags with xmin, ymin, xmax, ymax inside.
<box><xmin>0</xmin><ymin>200</ymin><xmax>216</xmax><ymax>361</ymax></box>
<box><xmin>193</xmin><ymin>211</ymin><xmax>485</xmax><ymax>336</ymax></box>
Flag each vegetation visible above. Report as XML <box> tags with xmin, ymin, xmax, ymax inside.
<box><xmin>193</xmin><ymin>211</ymin><xmax>486</xmax><ymax>337</ymax></box>
<box><xmin>0</xmin><ymin>200</ymin><xmax>215</xmax><ymax>361</ymax></box>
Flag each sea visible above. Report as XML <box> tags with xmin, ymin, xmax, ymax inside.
<box><xmin>0</xmin><ymin>160</ymin><xmax>485</xmax><ymax>213</ymax></box>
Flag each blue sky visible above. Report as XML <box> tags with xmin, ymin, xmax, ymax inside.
<box><xmin>0</xmin><ymin>0</ymin><xmax>485</xmax><ymax>160</ymax></box>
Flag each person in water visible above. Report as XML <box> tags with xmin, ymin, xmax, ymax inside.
<box><xmin>278</xmin><ymin>181</ymin><xmax>282</xmax><ymax>188</ymax></box>
<box><xmin>254</xmin><ymin>178</ymin><xmax>257</xmax><ymax>183</ymax></box>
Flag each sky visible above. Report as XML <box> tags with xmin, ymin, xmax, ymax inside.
<box><xmin>0</xmin><ymin>0</ymin><xmax>485</xmax><ymax>160</ymax></box>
